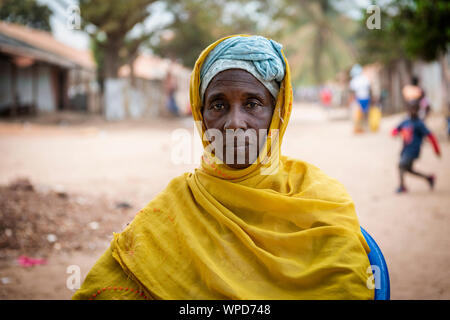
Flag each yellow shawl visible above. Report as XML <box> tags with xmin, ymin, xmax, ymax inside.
<box><xmin>73</xmin><ymin>35</ymin><xmax>374</xmax><ymax>300</ymax></box>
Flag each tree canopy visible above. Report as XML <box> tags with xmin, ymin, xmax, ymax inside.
<box><xmin>79</xmin><ymin>0</ymin><xmax>158</xmax><ymax>78</ymax></box>
<box><xmin>0</xmin><ymin>0</ymin><xmax>53</xmax><ymax>32</ymax></box>
<box><xmin>357</xmin><ymin>0</ymin><xmax>450</xmax><ymax>65</ymax></box>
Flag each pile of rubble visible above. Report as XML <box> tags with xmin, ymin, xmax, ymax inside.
<box><xmin>0</xmin><ymin>178</ymin><xmax>134</xmax><ymax>260</ymax></box>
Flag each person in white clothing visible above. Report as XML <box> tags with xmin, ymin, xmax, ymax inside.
<box><xmin>349</xmin><ymin>64</ymin><xmax>372</xmax><ymax>132</ymax></box>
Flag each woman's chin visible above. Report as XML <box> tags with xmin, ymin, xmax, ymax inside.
<box><xmin>223</xmin><ymin>155</ymin><xmax>257</xmax><ymax>169</ymax></box>
<box><xmin>225</xmin><ymin>163</ymin><xmax>252</xmax><ymax>169</ymax></box>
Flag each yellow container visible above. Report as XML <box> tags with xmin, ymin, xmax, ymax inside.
<box><xmin>369</xmin><ymin>106</ymin><xmax>382</xmax><ymax>132</ymax></box>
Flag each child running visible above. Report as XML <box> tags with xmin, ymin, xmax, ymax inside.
<box><xmin>392</xmin><ymin>102</ymin><xmax>441</xmax><ymax>193</ymax></box>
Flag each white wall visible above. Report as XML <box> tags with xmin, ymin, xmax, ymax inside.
<box><xmin>104</xmin><ymin>78</ymin><xmax>126</xmax><ymax>121</ymax></box>
<box><xmin>16</xmin><ymin>66</ymin><xmax>33</xmax><ymax>106</ymax></box>
<box><xmin>36</xmin><ymin>65</ymin><xmax>56</xmax><ymax>112</ymax></box>
<box><xmin>104</xmin><ymin>77</ymin><xmax>164</xmax><ymax>121</ymax></box>
<box><xmin>0</xmin><ymin>59</ymin><xmax>56</xmax><ymax>112</ymax></box>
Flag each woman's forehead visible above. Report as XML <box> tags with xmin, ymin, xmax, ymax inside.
<box><xmin>210</xmin><ymin>69</ymin><xmax>258</xmax><ymax>82</ymax></box>
<box><xmin>205</xmin><ymin>69</ymin><xmax>269</xmax><ymax>95</ymax></box>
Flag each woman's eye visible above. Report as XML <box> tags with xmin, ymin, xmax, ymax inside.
<box><xmin>211</xmin><ymin>103</ymin><xmax>224</xmax><ymax>111</ymax></box>
<box><xmin>246</xmin><ymin>102</ymin><xmax>259</xmax><ymax>109</ymax></box>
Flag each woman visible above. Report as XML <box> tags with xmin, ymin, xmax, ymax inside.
<box><xmin>73</xmin><ymin>35</ymin><xmax>374</xmax><ymax>300</ymax></box>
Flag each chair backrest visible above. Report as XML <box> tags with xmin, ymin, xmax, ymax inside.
<box><xmin>360</xmin><ymin>227</ymin><xmax>390</xmax><ymax>300</ymax></box>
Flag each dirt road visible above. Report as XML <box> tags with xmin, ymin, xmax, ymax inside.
<box><xmin>0</xmin><ymin>105</ymin><xmax>449</xmax><ymax>299</ymax></box>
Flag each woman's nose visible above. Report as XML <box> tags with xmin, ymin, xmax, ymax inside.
<box><xmin>223</xmin><ymin>105</ymin><xmax>247</xmax><ymax>130</ymax></box>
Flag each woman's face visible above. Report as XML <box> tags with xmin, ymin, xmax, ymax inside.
<box><xmin>202</xmin><ymin>69</ymin><xmax>275</xmax><ymax>169</ymax></box>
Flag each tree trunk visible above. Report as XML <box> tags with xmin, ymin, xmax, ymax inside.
<box><xmin>103</xmin><ymin>37</ymin><xmax>123</xmax><ymax>79</ymax></box>
<box><xmin>439</xmin><ymin>51</ymin><xmax>449</xmax><ymax>116</ymax></box>
<box><xmin>313</xmin><ymin>26</ymin><xmax>324</xmax><ymax>85</ymax></box>
<box><xmin>103</xmin><ymin>51</ymin><xmax>121</xmax><ymax>79</ymax></box>
<box><xmin>128</xmin><ymin>53</ymin><xmax>138</xmax><ymax>87</ymax></box>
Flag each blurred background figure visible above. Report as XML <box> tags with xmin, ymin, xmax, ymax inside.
<box><xmin>349</xmin><ymin>64</ymin><xmax>372</xmax><ymax>133</ymax></box>
<box><xmin>391</xmin><ymin>102</ymin><xmax>441</xmax><ymax>193</ymax></box>
<box><xmin>319</xmin><ymin>86</ymin><xmax>332</xmax><ymax>108</ymax></box>
<box><xmin>163</xmin><ymin>68</ymin><xmax>179</xmax><ymax>117</ymax></box>
<box><xmin>402</xmin><ymin>76</ymin><xmax>431</xmax><ymax>121</ymax></box>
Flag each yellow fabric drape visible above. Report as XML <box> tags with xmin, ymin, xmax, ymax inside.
<box><xmin>73</xmin><ymin>35</ymin><xmax>374</xmax><ymax>300</ymax></box>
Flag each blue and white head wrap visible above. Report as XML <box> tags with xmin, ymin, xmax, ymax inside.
<box><xmin>200</xmin><ymin>35</ymin><xmax>286</xmax><ymax>101</ymax></box>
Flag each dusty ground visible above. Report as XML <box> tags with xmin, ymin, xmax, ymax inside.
<box><xmin>0</xmin><ymin>105</ymin><xmax>449</xmax><ymax>300</ymax></box>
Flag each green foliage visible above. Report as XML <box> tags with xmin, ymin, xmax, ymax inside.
<box><xmin>79</xmin><ymin>0</ymin><xmax>154</xmax><ymax>36</ymax></box>
<box><xmin>357</xmin><ymin>4</ymin><xmax>406</xmax><ymax>65</ymax></box>
<box><xmin>398</xmin><ymin>0</ymin><xmax>450</xmax><ymax>61</ymax></box>
<box><xmin>357</xmin><ymin>0</ymin><xmax>450</xmax><ymax>65</ymax></box>
<box><xmin>0</xmin><ymin>0</ymin><xmax>53</xmax><ymax>31</ymax></box>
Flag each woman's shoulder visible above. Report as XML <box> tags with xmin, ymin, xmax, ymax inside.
<box><xmin>281</xmin><ymin>156</ymin><xmax>352</xmax><ymax>202</ymax></box>
<box><xmin>137</xmin><ymin>173</ymin><xmax>191</xmax><ymax>212</ymax></box>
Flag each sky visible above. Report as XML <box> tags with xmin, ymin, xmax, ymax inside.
<box><xmin>37</xmin><ymin>0</ymin><xmax>89</xmax><ymax>50</ymax></box>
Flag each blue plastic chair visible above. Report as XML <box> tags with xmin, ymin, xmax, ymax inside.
<box><xmin>360</xmin><ymin>227</ymin><xmax>390</xmax><ymax>300</ymax></box>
